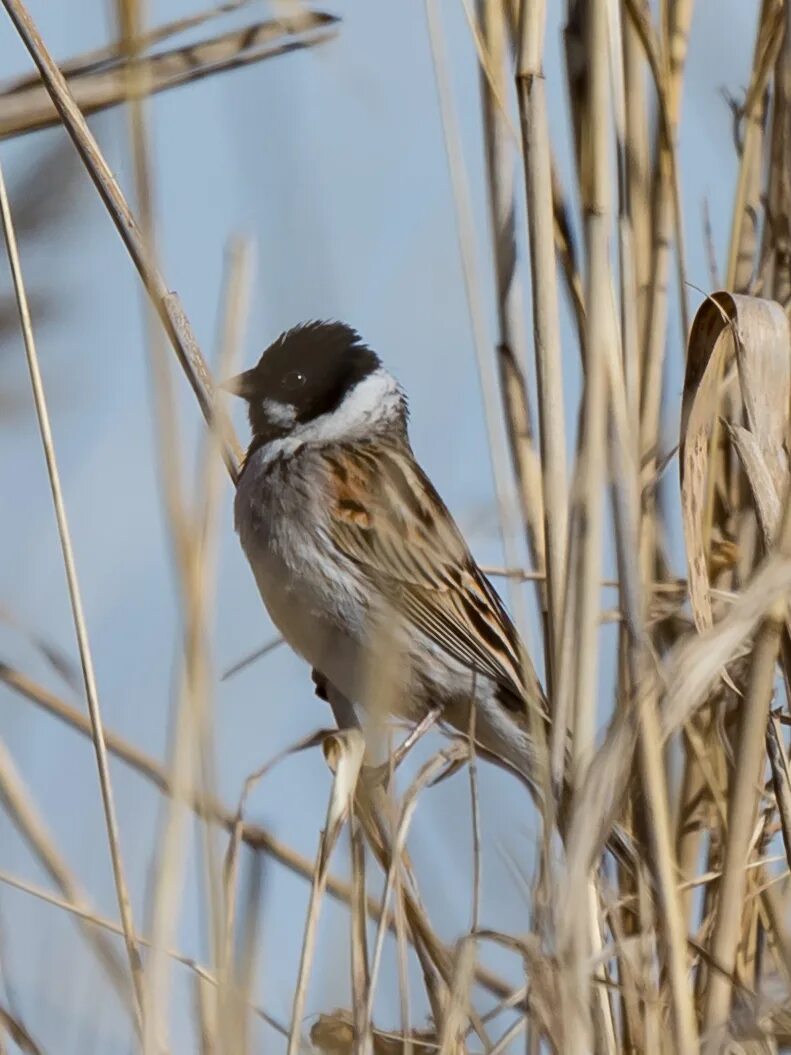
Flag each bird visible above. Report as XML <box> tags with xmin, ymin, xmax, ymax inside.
<box><xmin>223</xmin><ymin>321</ymin><xmax>549</xmax><ymax>794</ymax></box>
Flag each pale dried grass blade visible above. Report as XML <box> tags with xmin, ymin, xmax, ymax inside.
<box><xmin>287</xmin><ymin>729</ymin><xmax>365</xmax><ymax>1055</ymax></box>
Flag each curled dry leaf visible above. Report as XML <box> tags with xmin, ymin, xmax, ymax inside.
<box><xmin>724</xmin><ymin>422</ymin><xmax>783</xmax><ymax>547</ymax></box>
<box><xmin>680</xmin><ymin>292</ymin><xmax>790</xmax><ymax>631</ymax></box>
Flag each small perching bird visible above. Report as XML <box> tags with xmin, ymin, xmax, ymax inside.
<box><xmin>224</xmin><ymin>321</ymin><xmax>549</xmax><ymax>792</ymax></box>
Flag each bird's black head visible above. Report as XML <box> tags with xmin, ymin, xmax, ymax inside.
<box><xmin>222</xmin><ymin>321</ymin><xmax>387</xmax><ymax>445</ymax></box>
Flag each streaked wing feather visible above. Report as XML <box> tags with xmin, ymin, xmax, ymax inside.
<box><xmin>322</xmin><ymin>442</ymin><xmax>544</xmax><ymax>710</ymax></box>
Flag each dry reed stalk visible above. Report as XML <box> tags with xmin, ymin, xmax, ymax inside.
<box><xmin>109</xmin><ymin>2</ymin><xmax>209</xmax><ymax>1046</ymax></box>
<box><xmin>0</xmin><ymin>155</ymin><xmax>145</xmax><ymax>1029</ymax></box>
<box><xmin>201</xmin><ymin>236</ymin><xmax>253</xmax><ymax>1043</ymax></box>
<box><xmin>438</xmin><ymin>938</ymin><xmax>476</xmax><ymax>1055</ymax></box>
<box><xmin>702</xmin><ymin>522</ymin><xmax>790</xmax><ymax>1038</ymax></box>
<box><xmin>424</xmin><ymin>0</ymin><xmax>538</xmax><ymax>650</ymax></box>
<box><xmin>0</xmin><ymin>0</ymin><xmax>241</xmax><ymax>478</ymax></box>
<box><xmin>636</xmin><ymin>0</ymin><xmax>693</xmax><ymax>468</ymax></box>
<box><xmin>553</xmin><ymin>0</ymin><xmax>614</xmax><ymax>1048</ymax></box>
<box><xmin>363</xmin><ymin>744</ymin><xmax>468</xmax><ymax>1035</ymax></box>
<box><xmin>621</xmin><ymin>0</ymin><xmax>651</xmax><ymax>394</ymax></box>
<box><xmin>725</xmin><ymin>0</ymin><xmax>782</xmax><ymax>293</ymax></box>
<box><xmin>606</xmin><ymin>5</ymin><xmax>697</xmax><ymax>1048</ymax></box>
<box><xmin>349</xmin><ymin>813</ymin><xmax>371</xmax><ymax>1055</ymax></box>
<box><xmin>516</xmin><ymin>0</ymin><xmax>568</xmax><ymax>693</ymax></box>
<box><xmin>764</xmin><ymin>5</ymin><xmax>791</xmax><ymax>305</ymax></box>
<box><xmin>425</xmin><ymin>0</ymin><xmax>552</xmax><ymax>862</ymax></box>
<box><xmin>475</xmin><ymin>0</ymin><xmax>548</xmax><ymax>609</ymax></box>
<box><xmin>0</xmin><ymin>11</ymin><xmax>338</xmax><ymax>139</ymax></box>
<box><xmin>286</xmin><ymin>730</ymin><xmax>365</xmax><ymax>1055</ymax></box>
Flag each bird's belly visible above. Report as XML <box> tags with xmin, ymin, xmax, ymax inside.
<box><xmin>243</xmin><ymin>530</ymin><xmax>372</xmax><ymax>697</ymax></box>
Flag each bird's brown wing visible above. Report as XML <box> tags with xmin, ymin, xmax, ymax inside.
<box><xmin>319</xmin><ymin>441</ymin><xmax>547</xmax><ymax>715</ymax></box>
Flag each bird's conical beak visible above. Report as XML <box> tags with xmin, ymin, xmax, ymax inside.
<box><xmin>219</xmin><ymin>369</ymin><xmax>256</xmax><ymax>400</ymax></box>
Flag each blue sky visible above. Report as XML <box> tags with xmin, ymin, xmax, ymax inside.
<box><xmin>0</xmin><ymin>1</ymin><xmax>758</xmax><ymax>1051</ymax></box>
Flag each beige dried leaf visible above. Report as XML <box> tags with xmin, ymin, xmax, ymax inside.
<box><xmin>680</xmin><ymin>292</ymin><xmax>791</xmax><ymax>632</ymax></box>
<box><xmin>724</xmin><ymin>422</ymin><xmax>783</xmax><ymax>547</ymax></box>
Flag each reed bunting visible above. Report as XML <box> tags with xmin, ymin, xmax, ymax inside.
<box><xmin>224</xmin><ymin>322</ymin><xmax>548</xmax><ymax>792</ymax></box>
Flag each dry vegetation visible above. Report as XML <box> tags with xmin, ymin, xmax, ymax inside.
<box><xmin>3</xmin><ymin>0</ymin><xmax>791</xmax><ymax>1052</ymax></box>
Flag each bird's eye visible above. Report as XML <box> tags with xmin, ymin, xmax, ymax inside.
<box><xmin>281</xmin><ymin>370</ymin><xmax>307</xmax><ymax>392</ymax></box>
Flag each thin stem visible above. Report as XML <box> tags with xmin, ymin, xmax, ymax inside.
<box><xmin>0</xmin><ymin>155</ymin><xmax>145</xmax><ymax>1029</ymax></box>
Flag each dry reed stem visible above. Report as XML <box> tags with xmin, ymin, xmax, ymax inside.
<box><xmin>364</xmin><ymin>745</ymin><xmax>468</xmax><ymax>1034</ymax></box>
<box><xmin>426</xmin><ymin>0</ymin><xmax>551</xmax><ymax>856</ymax></box>
<box><xmin>764</xmin><ymin>3</ymin><xmax>791</xmax><ymax>304</ymax></box>
<box><xmin>466</xmin><ymin>705</ymin><xmax>481</xmax><ymax>934</ymax></box>
<box><xmin>702</xmin><ymin>599</ymin><xmax>786</xmax><ymax>1034</ymax></box>
<box><xmin>725</xmin><ymin>0</ymin><xmax>781</xmax><ymax>292</ymax></box>
<box><xmin>220</xmin><ymin>727</ymin><xmax>329</xmax><ymax>1001</ymax></box>
<box><xmin>600</xmin><ymin>19</ymin><xmax>698</xmax><ymax>1044</ymax></box>
<box><xmin>0</xmin><ymin>155</ymin><xmax>145</xmax><ymax>1028</ymax></box>
<box><xmin>768</xmin><ymin>715</ymin><xmax>791</xmax><ymax>867</ymax></box>
<box><xmin>0</xmin><ymin>11</ymin><xmax>339</xmax><ymax>139</ymax></box>
<box><xmin>475</xmin><ymin>0</ymin><xmax>547</xmax><ymax>602</ymax></box>
<box><xmin>553</xmin><ymin>0</ymin><xmax>614</xmax><ymax>1045</ymax></box>
<box><xmin>350</xmin><ymin>813</ymin><xmax>371</xmax><ymax>1055</ymax></box>
<box><xmin>203</xmin><ymin>235</ymin><xmax>253</xmax><ymax>1036</ymax></box>
<box><xmin>0</xmin><ymin>0</ymin><xmax>242</xmax><ymax>478</ymax></box>
<box><xmin>423</xmin><ymin>0</ymin><xmax>537</xmax><ymax>653</ymax></box>
<box><xmin>286</xmin><ymin>730</ymin><xmax>365</xmax><ymax>1055</ymax></box>
<box><xmin>110</xmin><ymin>3</ymin><xmax>207</xmax><ymax>1045</ymax></box>
<box><xmin>516</xmin><ymin>0</ymin><xmax>569</xmax><ymax>692</ymax></box>
<box><xmin>438</xmin><ymin>938</ymin><xmax>476</xmax><ymax>1055</ymax></box>
<box><xmin>636</xmin><ymin>0</ymin><xmax>693</xmax><ymax>465</ymax></box>
<box><xmin>622</xmin><ymin>0</ymin><xmax>651</xmax><ymax>384</ymax></box>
